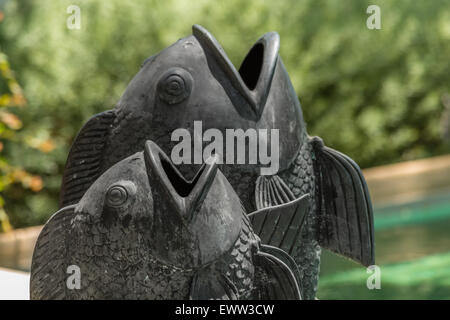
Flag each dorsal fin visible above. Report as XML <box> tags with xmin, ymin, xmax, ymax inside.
<box><xmin>249</xmin><ymin>193</ymin><xmax>310</xmax><ymax>255</ymax></box>
<box><xmin>253</xmin><ymin>251</ymin><xmax>302</xmax><ymax>300</ymax></box>
<box><xmin>59</xmin><ymin>110</ymin><xmax>116</xmax><ymax>207</ymax></box>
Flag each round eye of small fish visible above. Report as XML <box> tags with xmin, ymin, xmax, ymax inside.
<box><xmin>157</xmin><ymin>67</ymin><xmax>193</xmax><ymax>105</ymax></box>
<box><xmin>106</xmin><ymin>185</ymin><xmax>128</xmax><ymax>207</ymax></box>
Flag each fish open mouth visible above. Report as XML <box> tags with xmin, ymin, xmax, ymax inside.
<box><xmin>159</xmin><ymin>152</ymin><xmax>205</xmax><ymax>197</ymax></box>
<box><xmin>239</xmin><ymin>41</ymin><xmax>265</xmax><ymax>90</ymax></box>
<box><xmin>144</xmin><ymin>140</ymin><xmax>218</xmax><ymax>222</ymax></box>
<box><xmin>192</xmin><ymin>24</ymin><xmax>280</xmax><ymax>121</ymax></box>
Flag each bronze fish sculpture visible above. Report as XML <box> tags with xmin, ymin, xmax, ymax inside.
<box><xmin>31</xmin><ymin>141</ymin><xmax>309</xmax><ymax>300</ymax></box>
<box><xmin>59</xmin><ymin>25</ymin><xmax>374</xmax><ymax>299</ymax></box>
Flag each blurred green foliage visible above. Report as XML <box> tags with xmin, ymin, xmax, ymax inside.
<box><xmin>0</xmin><ymin>46</ymin><xmax>44</xmax><ymax>231</ymax></box>
<box><xmin>0</xmin><ymin>0</ymin><xmax>449</xmax><ymax>228</ymax></box>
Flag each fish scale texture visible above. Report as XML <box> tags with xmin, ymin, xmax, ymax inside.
<box><xmin>280</xmin><ymin>135</ymin><xmax>321</xmax><ymax>300</ymax></box>
<box><xmin>67</xmin><ymin>212</ymin><xmax>194</xmax><ymax>299</ymax></box>
<box><xmin>105</xmin><ymin>108</ymin><xmax>320</xmax><ymax>299</ymax></box>
<box><xmin>63</xmin><ymin>208</ymin><xmax>259</xmax><ymax>299</ymax></box>
<box><xmin>60</xmin><ymin>106</ymin><xmax>320</xmax><ymax>299</ymax></box>
<box><xmin>219</xmin><ymin>208</ymin><xmax>259</xmax><ymax>299</ymax></box>
<box><xmin>102</xmin><ymin>108</ymin><xmax>150</xmax><ymax>171</ymax></box>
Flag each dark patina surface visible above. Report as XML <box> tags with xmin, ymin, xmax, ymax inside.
<box><xmin>31</xmin><ymin>141</ymin><xmax>307</xmax><ymax>299</ymax></box>
<box><xmin>32</xmin><ymin>25</ymin><xmax>374</xmax><ymax>299</ymax></box>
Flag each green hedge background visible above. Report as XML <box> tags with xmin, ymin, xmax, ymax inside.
<box><xmin>0</xmin><ymin>0</ymin><xmax>449</xmax><ymax>229</ymax></box>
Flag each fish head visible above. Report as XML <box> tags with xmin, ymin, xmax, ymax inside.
<box><xmin>74</xmin><ymin>140</ymin><xmax>244</xmax><ymax>270</ymax></box>
<box><xmin>74</xmin><ymin>152</ymin><xmax>154</xmax><ymax>238</ymax></box>
<box><xmin>116</xmin><ymin>25</ymin><xmax>305</xmax><ymax>175</ymax></box>
<box><xmin>143</xmin><ymin>140</ymin><xmax>244</xmax><ymax>269</ymax></box>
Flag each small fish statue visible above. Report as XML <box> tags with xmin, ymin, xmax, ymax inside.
<box><xmin>31</xmin><ymin>141</ymin><xmax>310</xmax><ymax>300</ymax></box>
<box><xmin>59</xmin><ymin>25</ymin><xmax>374</xmax><ymax>299</ymax></box>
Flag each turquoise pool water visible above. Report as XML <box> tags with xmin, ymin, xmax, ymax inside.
<box><xmin>317</xmin><ymin>192</ymin><xmax>450</xmax><ymax>299</ymax></box>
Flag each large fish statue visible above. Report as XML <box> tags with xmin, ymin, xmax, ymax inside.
<box><xmin>60</xmin><ymin>25</ymin><xmax>374</xmax><ymax>299</ymax></box>
<box><xmin>31</xmin><ymin>141</ymin><xmax>310</xmax><ymax>300</ymax></box>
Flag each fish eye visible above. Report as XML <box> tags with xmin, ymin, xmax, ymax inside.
<box><xmin>105</xmin><ymin>185</ymin><xmax>129</xmax><ymax>207</ymax></box>
<box><xmin>157</xmin><ymin>67</ymin><xmax>193</xmax><ymax>105</ymax></box>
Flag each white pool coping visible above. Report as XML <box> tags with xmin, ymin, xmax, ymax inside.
<box><xmin>0</xmin><ymin>267</ymin><xmax>30</xmax><ymax>300</ymax></box>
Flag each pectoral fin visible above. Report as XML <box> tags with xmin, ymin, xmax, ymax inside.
<box><xmin>249</xmin><ymin>193</ymin><xmax>310</xmax><ymax>255</ymax></box>
<box><xmin>253</xmin><ymin>250</ymin><xmax>302</xmax><ymax>300</ymax></box>
<box><xmin>190</xmin><ymin>267</ymin><xmax>239</xmax><ymax>300</ymax></box>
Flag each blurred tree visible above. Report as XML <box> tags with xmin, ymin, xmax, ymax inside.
<box><xmin>0</xmin><ymin>49</ymin><xmax>45</xmax><ymax>231</ymax></box>
<box><xmin>441</xmin><ymin>94</ymin><xmax>450</xmax><ymax>142</ymax></box>
<box><xmin>0</xmin><ymin>0</ymin><xmax>449</xmax><ymax>228</ymax></box>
